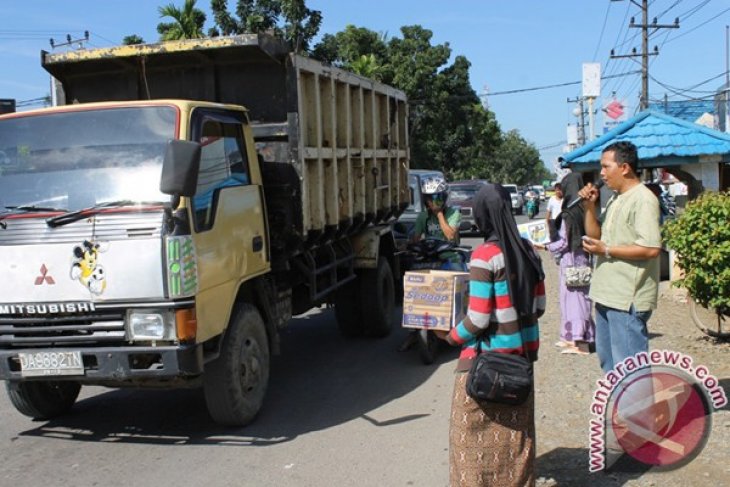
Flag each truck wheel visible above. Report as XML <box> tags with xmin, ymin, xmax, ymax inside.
<box><xmin>5</xmin><ymin>380</ymin><xmax>81</xmax><ymax>420</ymax></box>
<box><xmin>334</xmin><ymin>279</ymin><xmax>365</xmax><ymax>337</ymax></box>
<box><xmin>361</xmin><ymin>258</ymin><xmax>395</xmax><ymax>337</ymax></box>
<box><xmin>204</xmin><ymin>304</ymin><xmax>270</xmax><ymax>426</ymax></box>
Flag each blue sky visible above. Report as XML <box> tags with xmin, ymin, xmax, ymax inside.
<box><xmin>1</xmin><ymin>1</ymin><xmax>729</xmax><ymax>171</ymax></box>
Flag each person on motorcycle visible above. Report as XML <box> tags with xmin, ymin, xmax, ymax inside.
<box><xmin>400</xmin><ymin>176</ymin><xmax>464</xmax><ymax>352</ymax></box>
<box><xmin>412</xmin><ymin>176</ymin><xmax>461</xmax><ymax>246</ymax></box>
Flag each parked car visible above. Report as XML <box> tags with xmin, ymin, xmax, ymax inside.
<box><xmin>502</xmin><ymin>184</ymin><xmax>523</xmax><ymax>215</ymax></box>
<box><xmin>449</xmin><ymin>179</ymin><xmax>489</xmax><ymax>234</ymax></box>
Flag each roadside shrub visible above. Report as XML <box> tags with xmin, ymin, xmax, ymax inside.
<box><xmin>662</xmin><ymin>190</ymin><xmax>730</xmax><ymax>316</ymax></box>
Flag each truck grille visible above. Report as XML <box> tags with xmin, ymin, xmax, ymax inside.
<box><xmin>0</xmin><ymin>311</ymin><xmax>127</xmax><ymax>347</ymax></box>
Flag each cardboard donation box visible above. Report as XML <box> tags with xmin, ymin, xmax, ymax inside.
<box><xmin>402</xmin><ymin>270</ymin><xmax>469</xmax><ymax>331</ymax></box>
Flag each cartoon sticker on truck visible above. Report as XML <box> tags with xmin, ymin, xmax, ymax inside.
<box><xmin>70</xmin><ymin>240</ymin><xmax>108</xmax><ymax>295</ymax></box>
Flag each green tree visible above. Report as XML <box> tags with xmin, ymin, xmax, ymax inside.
<box><xmin>209</xmin><ymin>0</ymin><xmax>280</xmax><ymax>36</ymax></box>
<box><xmin>157</xmin><ymin>0</ymin><xmax>206</xmax><ymax>41</ymax></box>
<box><xmin>209</xmin><ymin>0</ymin><xmax>321</xmax><ymax>52</ymax></box>
<box><xmin>311</xmin><ymin>25</ymin><xmax>388</xmax><ymax>68</ymax></box>
<box><xmin>122</xmin><ymin>34</ymin><xmax>145</xmax><ymax>45</ymax></box>
<box><xmin>485</xmin><ymin>130</ymin><xmax>544</xmax><ymax>185</ymax></box>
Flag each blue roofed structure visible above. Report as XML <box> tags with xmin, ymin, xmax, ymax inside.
<box><xmin>648</xmin><ymin>99</ymin><xmax>714</xmax><ymax>123</ymax></box>
<box><xmin>560</xmin><ymin>110</ymin><xmax>730</xmax><ymax>170</ymax></box>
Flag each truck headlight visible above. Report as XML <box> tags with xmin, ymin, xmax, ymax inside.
<box><xmin>127</xmin><ymin>310</ymin><xmax>175</xmax><ymax>341</ymax></box>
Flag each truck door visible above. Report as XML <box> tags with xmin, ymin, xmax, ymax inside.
<box><xmin>189</xmin><ymin>109</ymin><xmax>269</xmax><ymax>340</ymax></box>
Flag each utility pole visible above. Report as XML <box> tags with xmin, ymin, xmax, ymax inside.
<box><xmin>610</xmin><ymin>0</ymin><xmax>679</xmax><ymax>110</ymax></box>
<box><xmin>567</xmin><ymin>97</ymin><xmax>587</xmax><ymax>145</ymax></box>
<box><xmin>50</xmin><ymin>31</ymin><xmax>90</xmax><ymax>50</ymax></box>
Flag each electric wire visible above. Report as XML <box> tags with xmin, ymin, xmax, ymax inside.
<box><xmin>665</xmin><ymin>4</ymin><xmax>730</xmax><ymax>44</ymax></box>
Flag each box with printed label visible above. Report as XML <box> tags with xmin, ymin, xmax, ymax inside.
<box><xmin>401</xmin><ymin>270</ymin><xmax>469</xmax><ymax>331</ymax></box>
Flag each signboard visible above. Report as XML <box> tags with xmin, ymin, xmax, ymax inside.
<box><xmin>603</xmin><ymin>98</ymin><xmax>627</xmax><ymax>132</ymax></box>
<box><xmin>582</xmin><ymin>63</ymin><xmax>601</xmax><ymax>98</ymax></box>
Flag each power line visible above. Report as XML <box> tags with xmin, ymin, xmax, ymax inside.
<box><xmin>483</xmin><ymin>71</ymin><xmax>640</xmax><ymax>97</ymax></box>
<box><xmin>665</xmin><ymin>4</ymin><xmax>730</xmax><ymax>44</ymax></box>
<box><xmin>592</xmin><ymin>1</ymin><xmax>613</xmax><ymax>62</ymax></box>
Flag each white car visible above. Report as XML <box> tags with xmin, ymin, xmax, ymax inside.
<box><xmin>502</xmin><ymin>184</ymin><xmax>523</xmax><ymax>215</ymax></box>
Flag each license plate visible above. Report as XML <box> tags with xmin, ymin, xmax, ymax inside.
<box><xmin>18</xmin><ymin>351</ymin><xmax>84</xmax><ymax>377</ymax></box>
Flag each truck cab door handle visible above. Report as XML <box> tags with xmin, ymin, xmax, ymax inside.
<box><xmin>252</xmin><ymin>236</ymin><xmax>263</xmax><ymax>252</ymax></box>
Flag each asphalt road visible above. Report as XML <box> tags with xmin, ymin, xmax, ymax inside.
<box><xmin>0</xmin><ymin>208</ymin><xmax>550</xmax><ymax>487</ymax></box>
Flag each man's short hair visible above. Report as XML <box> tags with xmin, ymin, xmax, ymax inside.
<box><xmin>603</xmin><ymin>141</ymin><xmax>639</xmax><ymax>174</ymax></box>
<box><xmin>554</xmin><ymin>182</ymin><xmax>561</xmax><ymax>190</ymax></box>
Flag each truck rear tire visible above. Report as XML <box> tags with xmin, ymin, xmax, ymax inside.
<box><xmin>5</xmin><ymin>380</ymin><xmax>81</xmax><ymax>420</ymax></box>
<box><xmin>361</xmin><ymin>258</ymin><xmax>395</xmax><ymax>338</ymax></box>
<box><xmin>204</xmin><ymin>304</ymin><xmax>270</xmax><ymax>426</ymax></box>
<box><xmin>334</xmin><ymin>279</ymin><xmax>365</xmax><ymax>337</ymax></box>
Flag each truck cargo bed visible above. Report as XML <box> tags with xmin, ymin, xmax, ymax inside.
<box><xmin>43</xmin><ymin>34</ymin><xmax>410</xmax><ymax>257</ymax></box>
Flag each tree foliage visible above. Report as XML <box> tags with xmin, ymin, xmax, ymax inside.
<box><xmin>663</xmin><ymin>191</ymin><xmax>730</xmax><ymax>316</ymax></box>
<box><xmin>122</xmin><ymin>35</ymin><xmax>145</xmax><ymax>45</ymax></box>
<box><xmin>157</xmin><ymin>0</ymin><xmax>206</xmax><ymax>40</ymax></box>
<box><xmin>209</xmin><ymin>0</ymin><xmax>321</xmax><ymax>52</ymax></box>
<box><xmin>477</xmin><ymin>130</ymin><xmax>548</xmax><ymax>185</ymax></box>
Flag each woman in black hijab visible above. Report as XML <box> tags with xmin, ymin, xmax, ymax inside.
<box><xmin>537</xmin><ymin>172</ymin><xmax>596</xmax><ymax>354</ymax></box>
<box><xmin>438</xmin><ymin>183</ymin><xmax>545</xmax><ymax>487</ymax></box>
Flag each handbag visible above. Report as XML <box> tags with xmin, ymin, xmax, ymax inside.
<box><xmin>466</xmin><ymin>339</ymin><xmax>533</xmax><ymax>406</ymax></box>
<box><xmin>564</xmin><ymin>256</ymin><xmax>593</xmax><ymax>288</ymax></box>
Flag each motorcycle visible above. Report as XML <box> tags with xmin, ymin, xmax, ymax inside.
<box><xmin>525</xmin><ymin>194</ymin><xmax>538</xmax><ymax>219</ymax></box>
<box><xmin>402</xmin><ymin>239</ymin><xmax>471</xmax><ymax>364</ymax></box>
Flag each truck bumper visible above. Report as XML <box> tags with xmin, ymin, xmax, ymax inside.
<box><xmin>0</xmin><ymin>344</ymin><xmax>204</xmax><ymax>382</ymax></box>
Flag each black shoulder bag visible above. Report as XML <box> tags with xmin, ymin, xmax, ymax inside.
<box><xmin>465</xmin><ymin>326</ymin><xmax>533</xmax><ymax>406</ymax></box>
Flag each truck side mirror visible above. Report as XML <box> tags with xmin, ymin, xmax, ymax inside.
<box><xmin>160</xmin><ymin>140</ymin><xmax>201</xmax><ymax>197</ymax></box>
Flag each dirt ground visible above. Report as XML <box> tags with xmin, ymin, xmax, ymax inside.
<box><xmin>533</xmin><ymin>258</ymin><xmax>729</xmax><ymax>486</ymax></box>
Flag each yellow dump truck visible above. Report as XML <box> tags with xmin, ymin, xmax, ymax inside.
<box><xmin>0</xmin><ymin>34</ymin><xmax>409</xmax><ymax>425</ymax></box>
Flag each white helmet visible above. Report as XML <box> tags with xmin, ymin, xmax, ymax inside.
<box><xmin>421</xmin><ymin>175</ymin><xmax>448</xmax><ymax>195</ymax></box>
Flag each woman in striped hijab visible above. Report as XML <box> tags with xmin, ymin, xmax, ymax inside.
<box><xmin>439</xmin><ymin>183</ymin><xmax>546</xmax><ymax>487</ymax></box>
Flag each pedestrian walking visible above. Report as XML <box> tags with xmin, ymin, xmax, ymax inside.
<box><xmin>578</xmin><ymin>141</ymin><xmax>661</xmax><ymax>373</ymax></box>
<box><xmin>436</xmin><ymin>183</ymin><xmax>545</xmax><ymax>487</ymax></box>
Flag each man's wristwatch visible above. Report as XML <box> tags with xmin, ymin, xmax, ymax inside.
<box><xmin>604</xmin><ymin>246</ymin><xmax>611</xmax><ymax>258</ymax></box>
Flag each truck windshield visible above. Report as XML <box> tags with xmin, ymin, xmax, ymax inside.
<box><xmin>0</xmin><ymin>106</ymin><xmax>177</xmax><ymax>212</ymax></box>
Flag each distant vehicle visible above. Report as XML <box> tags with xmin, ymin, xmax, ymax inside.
<box><xmin>502</xmin><ymin>184</ymin><xmax>523</xmax><ymax>215</ymax></box>
<box><xmin>448</xmin><ymin>179</ymin><xmax>489</xmax><ymax>234</ymax></box>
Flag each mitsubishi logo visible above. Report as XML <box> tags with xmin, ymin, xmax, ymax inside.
<box><xmin>35</xmin><ymin>264</ymin><xmax>56</xmax><ymax>285</ymax></box>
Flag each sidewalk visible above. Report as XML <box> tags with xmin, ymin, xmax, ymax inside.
<box><xmin>533</xmin><ymin>257</ymin><xmax>729</xmax><ymax>487</ymax></box>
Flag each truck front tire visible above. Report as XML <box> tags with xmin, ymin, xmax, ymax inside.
<box><xmin>5</xmin><ymin>380</ymin><xmax>81</xmax><ymax>420</ymax></box>
<box><xmin>204</xmin><ymin>304</ymin><xmax>270</xmax><ymax>426</ymax></box>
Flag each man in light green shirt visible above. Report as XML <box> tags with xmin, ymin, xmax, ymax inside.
<box><xmin>578</xmin><ymin>141</ymin><xmax>661</xmax><ymax>373</ymax></box>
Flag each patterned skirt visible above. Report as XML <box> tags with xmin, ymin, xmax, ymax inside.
<box><xmin>449</xmin><ymin>372</ymin><xmax>535</xmax><ymax>487</ymax></box>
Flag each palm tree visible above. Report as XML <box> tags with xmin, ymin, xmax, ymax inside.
<box><xmin>348</xmin><ymin>54</ymin><xmax>382</xmax><ymax>81</ymax></box>
<box><xmin>157</xmin><ymin>0</ymin><xmax>206</xmax><ymax>41</ymax></box>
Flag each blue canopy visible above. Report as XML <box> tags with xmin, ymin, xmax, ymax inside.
<box><xmin>560</xmin><ymin>110</ymin><xmax>730</xmax><ymax>170</ymax></box>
